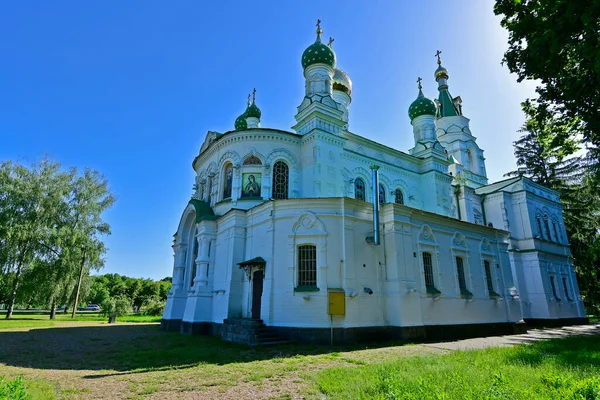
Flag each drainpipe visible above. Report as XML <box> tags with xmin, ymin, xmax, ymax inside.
<box><xmin>370</xmin><ymin>165</ymin><xmax>380</xmax><ymax>246</ymax></box>
<box><xmin>454</xmin><ymin>185</ymin><xmax>462</xmax><ymax>220</ymax></box>
<box><xmin>481</xmin><ymin>194</ymin><xmax>488</xmax><ymax>226</ymax></box>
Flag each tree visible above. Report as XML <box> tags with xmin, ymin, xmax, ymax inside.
<box><xmin>0</xmin><ymin>160</ymin><xmax>66</xmax><ymax>319</ymax></box>
<box><xmin>68</xmin><ymin>169</ymin><xmax>115</xmax><ymax>318</ymax></box>
<box><xmin>494</xmin><ymin>0</ymin><xmax>600</xmax><ymax>166</ymax></box>
<box><xmin>0</xmin><ymin>160</ymin><xmax>114</xmax><ymax>319</ymax></box>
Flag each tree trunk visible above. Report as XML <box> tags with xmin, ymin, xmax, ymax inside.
<box><xmin>49</xmin><ymin>298</ymin><xmax>56</xmax><ymax>320</ymax></box>
<box><xmin>5</xmin><ymin>260</ymin><xmax>24</xmax><ymax>320</ymax></box>
<box><xmin>71</xmin><ymin>248</ymin><xmax>86</xmax><ymax>318</ymax></box>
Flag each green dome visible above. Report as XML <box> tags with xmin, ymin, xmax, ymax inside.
<box><xmin>408</xmin><ymin>89</ymin><xmax>437</xmax><ymax>120</ymax></box>
<box><xmin>234</xmin><ymin>112</ymin><xmax>247</xmax><ymax>130</ymax></box>
<box><xmin>301</xmin><ymin>35</ymin><xmax>336</xmax><ymax>70</ymax></box>
<box><xmin>246</xmin><ymin>102</ymin><xmax>261</xmax><ymax>119</ymax></box>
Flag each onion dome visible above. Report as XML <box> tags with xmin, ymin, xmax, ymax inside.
<box><xmin>333</xmin><ymin>68</ymin><xmax>352</xmax><ymax>96</ymax></box>
<box><xmin>301</xmin><ymin>20</ymin><xmax>336</xmax><ymax>70</ymax></box>
<box><xmin>408</xmin><ymin>79</ymin><xmax>436</xmax><ymax>120</ymax></box>
<box><xmin>246</xmin><ymin>88</ymin><xmax>261</xmax><ymax>119</ymax></box>
<box><xmin>234</xmin><ymin>112</ymin><xmax>247</xmax><ymax>130</ymax></box>
<box><xmin>435</xmin><ymin>64</ymin><xmax>448</xmax><ymax>81</ymax></box>
<box><xmin>434</xmin><ymin>50</ymin><xmax>448</xmax><ymax>81</ymax></box>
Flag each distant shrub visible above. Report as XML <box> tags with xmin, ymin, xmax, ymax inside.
<box><xmin>143</xmin><ymin>297</ymin><xmax>165</xmax><ymax>316</ymax></box>
<box><xmin>100</xmin><ymin>296</ymin><xmax>131</xmax><ymax>317</ymax></box>
<box><xmin>0</xmin><ymin>376</ymin><xmax>30</xmax><ymax>400</ymax></box>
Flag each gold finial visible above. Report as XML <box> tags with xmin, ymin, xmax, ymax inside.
<box><xmin>316</xmin><ymin>19</ymin><xmax>322</xmax><ymax>35</ymax></box>
<box><xmin>328</xmin><ymin>37</ymin><xmax>334</xmax><ymax>47</ymax></box>
<box><xmin>417</xmin><ymin>77</ymin><xmax>423</xmax><ymax>90</ymax></box>
<box><xmin>247</xmin><ymin>93</ymin><xmax>251</xmax><ymax>106</ymax></box>
<box><xmin>435</xmin><ymin>50</ymin><xmax>442</xmax><ymax>65</ymax></box>
<box><xmin>252</xmin><ymin>88</ymin><xmax>256</xmax><ymax>103</ymax></box>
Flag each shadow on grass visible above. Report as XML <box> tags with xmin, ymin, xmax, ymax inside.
<box><xmin>0</xmin><ymin>323</ymin><xmax>404</xmax><ymax>376</ymax></box>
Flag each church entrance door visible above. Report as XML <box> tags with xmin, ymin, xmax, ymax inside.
<box><xmin>251</xmin><ymin>270</ymin><xmax>264</xmax><ymax>320</ymax></box>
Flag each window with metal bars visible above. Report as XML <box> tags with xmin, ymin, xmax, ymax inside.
<box><xmin>355</xmin><ymin>178</ymin><xmax>366</xmax><ymax>201</ymax></box>
<box><xmin>456</xmin><ymin>256</ymin><xmax>467</xmax><ymax>292</ymax></box>
<box><xmin>394</xmin><ymin>189</ymin><xmax>404</xmax><ymax>205</ymax></box>
<box><xmin>297</xmin><ymin>245</ymin><xmax>317</xmax><ymax>288</ymax></box>
<box><xmin>423</xmin><ymin>252</ymin><xmax>435</xmax><ymax>290</ymax></box>
<box><xmin>379</xmin><ymin>184</ymin><xmax>386</xmax><ymax>204</ymax></box>
<box><xmin>549</xmin><ymin>275</ymin><xmax>560</xmax><ymax>300</ymax></box>
<box><xmin>484</xmin><ymin>260</ymin><xmax>494</xmax><ymax>292</ymax></box>
<box><xmin>562</xmin><ymin>277</ymin><xmax>571</xmax><ymax>300</ymax></box>
<box><xmin>272</xmin><ymin>161</ymin><xmax>289</xmax><ymax>199</ymax></box>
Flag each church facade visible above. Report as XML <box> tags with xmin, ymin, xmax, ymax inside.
<box><xmin>161</xmin><ymin>23</ymin><xmax>587</xmax><ymax>343</ymax></box>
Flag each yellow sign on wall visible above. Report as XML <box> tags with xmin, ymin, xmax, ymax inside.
<box><xmin>328</xmin><ymin>289</ymin><xmax>345</xmax><ymax>315</ymax></box>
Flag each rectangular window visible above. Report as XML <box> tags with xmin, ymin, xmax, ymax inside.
<box><xmin>562</xmin><ymin>277</ymin><xmax>571</xmax><ymax>300</ymax></box>
<box><xmin>484</xmin><ymin>260</ymin><xmax>494</xmax><ymax>292</ymax></box>
<box><xmin>550</xmin><ymin>276</ymin><xmax>560</xmax><ymax>300</ymax></box>
<box><xmin>423</xmin><ymin>252</ymin><xmax>434</xmax><ymax>290</ymax></box>
<box><xmin>456</xmin><ymin>256</ymin><xmax>467</xmax><ymax>292</ymax></box>
<box><xmin>298</xmin><ymin>245</ymin><xmax>317</xmax><ymax>287</ymax></box>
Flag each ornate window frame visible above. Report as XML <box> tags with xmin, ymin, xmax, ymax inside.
<box><xmin>480</xmin><ymin>238</ymin><xmax>500</xmax><ymax>298</ymax></box>
<box><xmin>417</xmin><ymin>225</ymin><xmax>441</xmax><ymax>296</ymax></box>
<box><xmin>288</xmin><ymin>212</ymin><xmax>327</xmax><ymax>292</ymax></box>
<box><xmin>451</xmin><ymin>232</ymin><xmax>472</xmax><ymax>298</ymax></box>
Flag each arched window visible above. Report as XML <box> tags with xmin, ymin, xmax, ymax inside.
<box><xmin>298</xmin><ymin>244</ymin><xmax>317</xmax><ymax>288</ymax></box>
<box><xmin>222</xmin><ymin>164</ymin><xmax>233</xmax><ymax>199</ymax></box>
<box><xmin>355</xmin><ymin>178</ymin><xmax>366</xmax><ymax>201</ymax></box>
<box><xmin>543</xmin><ymin>215</ymin><xmax>552</xmax><ymax>241</ymax></box>
<box><xmin>378</xmin><ymin>184</ymin><xmax>386</xmax><ymax>204</ymax></box>
<box><xmin>272</xmin><ymin>161</ymin><xmax>289</xmax><ymax>199</ymax></box>
<box><xmin>536</xmin><ymin>214</ymin><xmax>544</xmax><ymax>239</ymax></box>
<box><xmin>394</xmin><ymin>189</ymin><xmax>404</xmax><ymax>205</ymax></box>
<box><xmin>243</xmin><ymin>155</ymin><xmax>262</xmax><ymax>165</ymax></box>
<box><xmin>190</xmin><ymin>230</ymin><xmax>198</xmax><ymax>288</ymax></box>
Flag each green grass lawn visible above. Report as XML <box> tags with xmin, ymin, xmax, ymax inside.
<box><xmin>0</xmin><ymin>318</ymin><xmax>598</xmax><ymax>399</ymax></box>
<box><xmin>0</xmin><ymin>311</ymin><xmax>161</xmax><ymax>330</ymax></box>
<box><xmin>316</xmin><ymin>335</ymin><xmax>600</xmax><ymax>399</ymax></box>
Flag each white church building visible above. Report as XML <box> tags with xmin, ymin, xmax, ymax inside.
<box><xmin>162</xmin><ymin>23</ymin><xmax>587</xmax><ymax>344</ymax></box>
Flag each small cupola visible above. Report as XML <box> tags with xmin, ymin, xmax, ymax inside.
<box><xmin>408</xmin><ymin>77</ymin><xmax>436</xmax><ymax>121</ymax></box>
<box><xmin>301</xmin><ymin>20</ymin><xmax>336</xmax><ymax>70</ymax></box>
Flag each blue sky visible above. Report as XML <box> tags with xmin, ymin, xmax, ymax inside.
<box><xmin>0</xmin><ymin>1</ymin><xmax>536</xmax><ymax>280</ymax></box>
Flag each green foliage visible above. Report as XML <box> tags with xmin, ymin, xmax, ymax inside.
<box><xmin>494</xmin><ymin>0</ymin><xmax>600</xmax><ymax>166</ymax></box>
<box><xmin>100</xmin><ymin>295</ymin><xmax>132</xmax><ymax>317</ymax></box>
<box><xmin>0</xmin><ymin>159</ymin><xmax>114</xmax><ymax>319</ymax></box>
<box><xmin>316</xmin><ymin>335</ymin><xmax>600</xmax><ymax>399</ymax></box>
<box><xmin>143</xmin><ymin>297</ymin><xmax>166</xmax><ymax>316</ymax></box>
<box><xmin>84</xmin><ymin>273</ymin><xmax>171</xmax><ymax>311</ymax></box>
<box><xmin>0</xmin><ymin>376</ymin><xmax>30</xmax><ymax>400</ymax></box>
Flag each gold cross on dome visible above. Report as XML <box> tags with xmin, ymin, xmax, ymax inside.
<box><xmin>252</xmin><ymin>88</ymin><xmax>256</xmax><ymax>103</ymax></box>
<box><xmin>328</xmin><ymin>37</ymin><xmax>334</xmax><ymax>46</ymax></box>
<box><xmin>316</xmin><ymin>19</ymin><xmax>322</xmax><ymax>35</ymax></box>
<box><xmin>435</xmin><ymin>50</ymin><xmax>442</xmax><ymax>64</ymax></box>
<box><xmin>417</xmin><ymin>77</ymin><xmax>423</xmax><ymax>90</ymax></box>
<box><xmin>247</xmin><ymin>93</ymin><xmax>251</xmax><ymax>106</ymax></box>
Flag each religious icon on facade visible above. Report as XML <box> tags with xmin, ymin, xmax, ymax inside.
<box><xmin>242</xmin><ymin>173</ymin><xmax>261</xmax><ymax>197</ymax></box>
